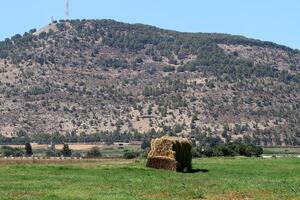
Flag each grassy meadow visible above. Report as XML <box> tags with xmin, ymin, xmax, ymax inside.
<box><xmin>0</xmin><ymin>157</ymin><xmax>299</xmax><ymax>200</ymax></box>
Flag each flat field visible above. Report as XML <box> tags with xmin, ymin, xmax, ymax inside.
<box><xmin>0</xmin><ymin>158</ymin><xmax>299</xmax><ymax>200</ymax></box>
<box><xmin>2</xmin><ymin>144</ymin><xmax>141</xmax><ymax>157</ymax></box>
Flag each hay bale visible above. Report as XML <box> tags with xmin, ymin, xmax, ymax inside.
<box><xmin>146</xmin><ymin>157</ymin><xmax>177</xmax><ymax>171</ymax></box>
<box><xmin>146</xmin><ymin>136</ymin><xmax>192</xmax><ymax>172</ymax></box>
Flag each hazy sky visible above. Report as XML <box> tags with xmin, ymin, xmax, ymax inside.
<box><xmin>0</xmin><ymin>0</ymin><xmax>299</xmax><ymax>49</ymax></box>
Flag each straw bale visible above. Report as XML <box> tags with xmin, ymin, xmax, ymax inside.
<box><xmin>146</xmin><ymin>136</ymin><xmax>192</xmax><ymax>171</ymax></box>
<box><xmin>146</xmin><ymin>157</ymin><xmax>177</xmax><ymax>171</ymax></box>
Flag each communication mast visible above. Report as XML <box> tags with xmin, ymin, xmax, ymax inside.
<box><xmin>65</xmin><ymin>0</ymin><xmax>70</xmax><ymax>20</ymax></box>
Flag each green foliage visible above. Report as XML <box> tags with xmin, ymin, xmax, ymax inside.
<box><xmin>193</xmin><ymin>142</ymin><xmax>263</xmax><ymax>157</ymax></box>
<box><xmin>141</xmin><ymin>148</ymin><xmax>150</xmax><ymax>158</ymax></box>
<box><xmin>86</xmin><ymin>147</ymin><xmax>102</xmax><ymax>158</ymax></box>
<box><xmin>0</xmin><ymin>146</ymin><xmax>24</xmax><ymax>157</ymax></box>
<box><xmin>61</xmin><ymin>144</ymin><xmax>72</xmax><ymax>157</ymax></box>
<box><xmin>25</xmin><ymin>143</ymin><xmax>33</xmax><ymax>157</ymax></box>
<box><xmin>212</xmin><ymin>144</ymin><xmax>237</xmax><ymax>157</ymax></box>
<box><xmin>123</xmin><ymin>150</ymin><xmax>140</xmax><ymax>159</ymax></box>
<box><xmin>192</xmin><ymin>146</ymin><xmax>213</xmax><ymax>157</ymax></box>
<box><xmin>45</xmin><ymin>149</ymin><xmax>61</xmax><ymax>157</ymax></box>
<box><xmin>163</xmin><ymin>66</ymin><xmax>175</xmax><ymax>72</ymax></box>
<box><xmin>228</xmin><ymin>142</ymin><xmax>263</xmax><ymax>157</ymax></box>
<box><xmin>100</xmin><ymin>58</ymin><xmax>128</xmax><ymax>69</ymax></box>
<box><xmin>26</xmin><ymin>86</ymin><xmax>49</xmax><ymax>96</ymax></box>
<box><xmin>173</xmin><ymin>124</ymin><xmax>183</xmax><ymax>133</ymax></box>
<box><xmin>72</xmin><ymin>152</ymin><xmax>83</xmax><ymax>158</ymax></box>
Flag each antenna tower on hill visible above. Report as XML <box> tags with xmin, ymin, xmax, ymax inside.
<box><xmin>65</xmin><ymin>0</ymin><xmax>70</xmax><ymax>20</ymax></box>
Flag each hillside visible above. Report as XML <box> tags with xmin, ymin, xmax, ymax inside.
<box><xmin>0</xmin><ymin>19</ymin><xmax>299</xmax><ymax>145</ymax></box>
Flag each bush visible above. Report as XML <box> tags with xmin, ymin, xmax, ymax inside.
<box><xmin>25</xmin><ymin>143</ymin><xmax>33</xmax><ymax>157</ymax></box>
<box><xmin>192</xmin><ymin>142</ymin><xmax>263</xmax><ymax>158</ymax></box>
<box><xmin>45</xmin><ymin>149</ymin><xmax>61</xmax><ymax>157</ymax></box>
<box><xmin>123</xmin><ymin>151</ymin><xmax>140</xmax><ymax>159</ymax></box>
<box><xmin>228</xmin><ymin>143</ymin><xmax>263</xmax><ymax>157</ymax></box>
<box><xmin>72</xmin><ymin>152</ymin><xmax>83</xmax><ymax>158</ymax></box>
<box><xmin>61</xmin><ymin>144</ymin><xmax>72</xmax><ymax>157</ymax></box>
<box><xmin>192</xmin><ymin>146</ymin><xmax>213</xmax><ymax>157</ymax></box>
<box><xmin>192</xmin><ymin>147</ymin><xmax>202</xmax><ymax>157</ymax></box>
<box><xmin>212</xmin><ymin>144</ymin><xmax>236</xmax><ymax>157</ymax></box>
<box><xmin>86</xmin><ymin>147</ymin><xmax>102</xmax><ymax>158</ymax></box>
<box><xmin>163</xmin><ymin>66</ymin><xmax>175</xmax><ymax>72</ymax></box>
<box><xmin>1</xmin><ymin>146</ymin><xmax>24</xmax><ymax>157</ymax></box>
<box><xmin>141</xmin><ymin>148</ymin><xmax>150</xmax><ymax>158</ymax></box>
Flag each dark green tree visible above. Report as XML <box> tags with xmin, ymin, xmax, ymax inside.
<box><xmin>25</xmin><ymin>143</ymin><xmax>33</xmax><ymax>157</ymax></box>
<box><xmin>61</xmin><ymin>144</ymin><xmax>72</xmax><ymax>157</ymax></box>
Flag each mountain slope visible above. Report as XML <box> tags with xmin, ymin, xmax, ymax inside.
<box><xmin>0</xmin><ymin>19</ymin><xmax>299</xmax><ymax>145</ymax></box>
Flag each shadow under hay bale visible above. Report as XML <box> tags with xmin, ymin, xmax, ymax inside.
<box><xmin>146</xmin><ymin>136</ymin><xmax>192</xmax><ymax>172</ymax></box>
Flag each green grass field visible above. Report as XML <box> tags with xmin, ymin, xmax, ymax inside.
<box><xmin>0</xmin><ymin>158</ymin><xmax>299</xmax><ymax>200</ymax></box>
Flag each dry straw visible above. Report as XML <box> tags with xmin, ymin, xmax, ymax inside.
<box><xmin>146</xmin><ymin>136</ymin><xmax>192</xmax><ymax>171</ymax></box>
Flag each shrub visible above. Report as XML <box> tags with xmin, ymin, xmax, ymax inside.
<box><xmin>86</xmin><ymin>147</ymin><xmax>102</xmax><ymax>158</ymax></box>
<box><xmin>192</xmin><ymin>142</ymin><xmax>263</xmax><ymax>158</ymax></box>
<box><xmin>61</xmin><ymin>144</ymin><xmax>72</xmax><ymax>157</ymax></box>
<box><xmin>123</xmin><ymin>151</ymin><xmax>140</xmax><ymax>159</ymax></box>
<box><xmin>212</xmin><ymin>144</ymin><xmax>236</xmax><ymax>157</ymax></box>
<box><xmin>163</xmin><ymin>66</ymin><xmax>175</xmax><ymax>72</ymax></box>
<box><xmin>1</xmin><ymin>146</ymin><xmax>24</xmax><ymax>157</ymax></box>
<box><xmin>45</xmin><ymin>149</ymin><xmax>61</xmax><ymax>157</ymax></box>
<box><xmin>192</xmin><ymin>146</ymin><xmax>213</xmax><ymax>157</ymax></box>
<box><xmin>25</xmin><ymin>143</ymin><xmax>33</xmax><ymax>157</ymax></box>
<box><xmin>141</xmin><ymin>148</ymin><xmax>150</xmax><ymax>158</ymax></box>
<box><xmin>72</xmin><ymin>152</ymin><xmax>83</xmax><ymax>158</ymax></box>
<box><xmin>228</xmin><ymin>142</ymin><xmax>263</xmax><ymax>157</ymax></box>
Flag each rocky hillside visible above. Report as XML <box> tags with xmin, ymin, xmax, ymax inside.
<box><xmin>0</xmin><ymin>19</ymin><xmax>299</xmax><ymax>145</ymax></box>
